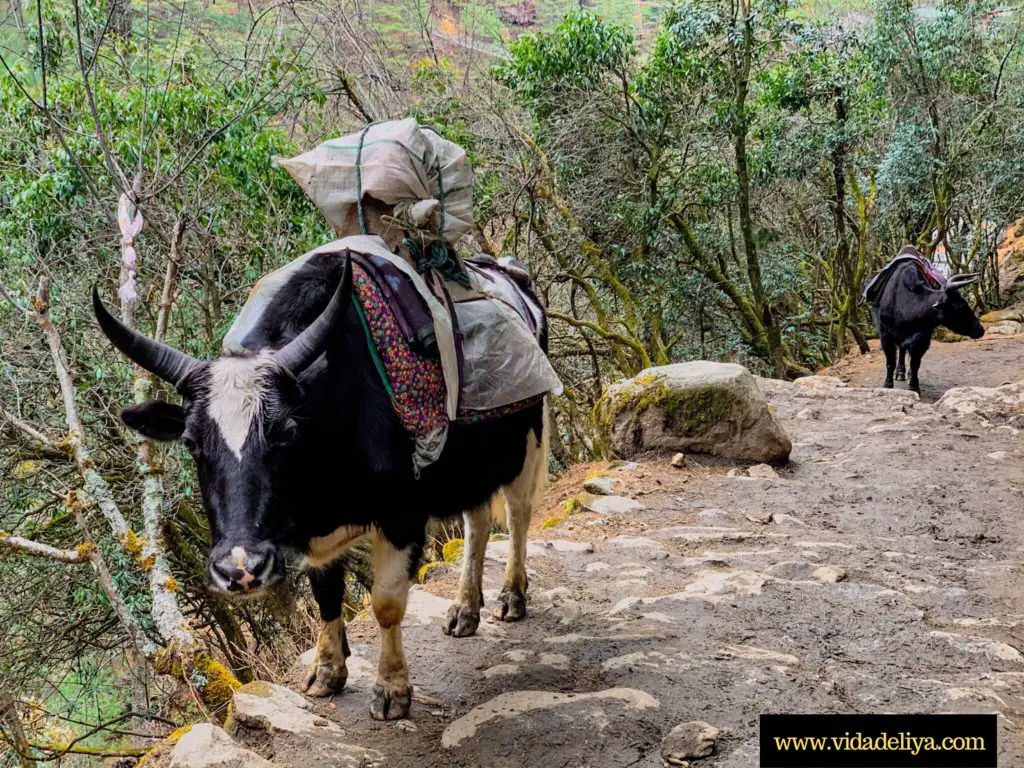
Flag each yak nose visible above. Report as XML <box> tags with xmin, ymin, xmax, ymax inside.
<box><xmin>209</xmin><ymin>542</ymin><xmax>282</xmax><ymax>593</ymax></box>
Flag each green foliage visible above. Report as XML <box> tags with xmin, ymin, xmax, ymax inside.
<box><xmin>497</xmin><ymin>11</ymin><xmax>636</xmax><ymax>115</ymax></box>
<box><xmin>0</xmin><ymin>6</ymin><xmax>331</xmax><ymax>750</ymax></box>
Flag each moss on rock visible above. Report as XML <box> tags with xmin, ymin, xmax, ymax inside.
<box><xmin>562</xmin><ymin>493</ymin><xmax>595</xmax><ymax>515</ymax></box>
<box><xmin>154</xmin><ymin>648</ymin><xmax>242</xmax><ymax>724</ymax></box>
<box><xmin>935</xmin><ymin>327</ymin><xmax>967</xmax><ymax>343</ymax></box>
<box><xmin>136</xmin><ymin>724</ymin><xmax>193</xmax><ymax>768</ymax></box>
<box><xmin>442</xmin><ymin>538</ymin><xmax>464</xmax><ymax>564</ymax></box>
<box><xmin>418</xmin><ymin>561</ymin><xmax>448</xmax><ymax>582</ymax></box>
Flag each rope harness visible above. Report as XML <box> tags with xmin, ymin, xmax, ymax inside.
<box><xmin>354</xmin><ymin>123</ymin><xmax>469</xmax><ymax>286</ymax></box>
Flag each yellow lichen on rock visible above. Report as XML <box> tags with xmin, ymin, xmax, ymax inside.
<box><xmin>12</xmin><ymin>460</ymin><xmax>40</xmax><ymax>480</ymax></box>
<box><xmin>442</xmin><ymin>538</ymin><xmax>464</xmax><ymax>564</ymax></box>
<box><xmin>935</xmin><ymin>327</ymin><xmax>967</xmax><ymax>343</ymax></box>
<box><xmin>562</xmin><ymin>493</ymin><xmax>595</xmax><ymax>515</ymax></box>
<box><xmin>418</xmin><ymin>561</ymin><xmax>446</xmax><ymax>582</ymax></box>
<box><xmin>195</xmin><ymin>655</ymin><xmax>244</xmax><ymax>715</ymax></box>
<box><xmin>154</xmin><ymin>648</ymin><xmax>242</xmax><ymax>723</ymax></box>
<box><xmin>540</xmin><ymin>516</ymin><xmax>562</xmax><ymax>529</ymax></box>
<box><xmin>135</xmin><ymin>724</ymin><xmax>193</xmax><ymax>768</ymax></box>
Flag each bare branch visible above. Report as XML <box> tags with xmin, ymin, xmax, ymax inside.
<box><xmin>0</xmin><ymin>534</ymin><xmax>92</xmax><ymax>564</ymax></box>
<box><xmin>0</xmin><ymin>408</ymin><xmax>70</xmax><ymax>456</ymax></box>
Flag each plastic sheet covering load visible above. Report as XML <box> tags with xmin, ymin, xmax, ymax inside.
<box><xmin>452</xmin><ymin>256</ymin><xmax>558</xmax><ymax>412</ymax></box>
<box><xmin>275</xmin><ymin>119</ymin><xmax>473</xmax><ymax>247</ymax></box>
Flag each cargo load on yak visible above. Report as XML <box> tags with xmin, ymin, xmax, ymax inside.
<box><xmin>224</xmin><ymin>119</ymin><xmax>561</xmax><ymax>472</ymax></box>
<box><xmin>864</xmin><ymin>245</ymin><xmax>947</xmax><ymax>304</ymax></box>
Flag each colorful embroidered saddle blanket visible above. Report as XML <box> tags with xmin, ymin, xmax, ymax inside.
<box><xmin>864</xmin><ymin>246</ymin><xmax>946</xmax><ymax>303</ymax></box>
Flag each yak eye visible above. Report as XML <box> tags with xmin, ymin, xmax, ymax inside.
<box><xmin>181</xmin><ymin>434</ymin><xmax>200</xmax><ymax>456</ymax></box>
<box><xmin>271</xmin><ymin>418</ymin><xmax>299</xmax><ymax>446</ymax></box>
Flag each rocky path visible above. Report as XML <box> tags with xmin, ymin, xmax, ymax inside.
<box><xmin>254</xmin><ymin>359</ymin><xmax>1023</xmax><ymax>767</ymax></box>
<box><xmin>188</xmin><ymin>341</ymin><xmax>1024</xmax><ymax>768</ymax></box>
<box><xmin>825</xmin><ymin>335</ymin><xmax>1024</xmax><ymax>402</ymax></box>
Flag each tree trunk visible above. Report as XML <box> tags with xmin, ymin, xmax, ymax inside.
<box><xmin>0</xmin><ymin>691</ymin><xmax>35</xmax><ymax>768</ymax></box>
<box><xmin>829</xmin><ymin>85</ymin><xmax>857</xmax><ymax>357</ymax></box>
<box><xmin>731</xmin><ymin>0</ymin><xmax>785</xmax><ymax>375</ymax></box>
<box><xmin>11</xmin><ymin>0</ymin><xmax>25</xmax><ymax>32</ymax></box>
<box><xmin>850</xmin><ymin>322</ymin><xmax>871</xmax><ymax>354</ymax></box>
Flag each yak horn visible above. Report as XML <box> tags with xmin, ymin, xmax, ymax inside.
<box><xmin>273</xmin><ymin>257</ymin><xmax>351</xmax><ymax>375</ymax></box>
<box><xmin>93</xmin><ymin>285</ymin><xmax>198</xmax><ymax>386</ymax></box>
<box><xmin>946</xmin><ymin>273</ymin><xmax>980</xmax><ymax>290</ymax></box>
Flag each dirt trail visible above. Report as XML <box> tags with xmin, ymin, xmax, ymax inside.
<box><xmin>825</xmin><ymin>336</ymin><xmax>1024</xmax><ymax>402</ymax></box>
<box><xmin>293</xmin><ymin>336</ymin><xmax>1024</xmax><ymax>767</ymax></box>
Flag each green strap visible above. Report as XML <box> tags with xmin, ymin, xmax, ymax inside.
<box><xmin>354</xmin><ymin>123</ymin><xmax>374</xmax><ymax>236</ymax></box>
<box><xmin>435</xmin><ymin>156</ymin><xmax>445</xmax><ymax>244</ymax></box>
<box><xmin>353</xmin><ymin>298</ymin><xmax>393</xmax><ymax>398</ymax></box>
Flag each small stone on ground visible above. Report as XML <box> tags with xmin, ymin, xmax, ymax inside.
<box><xmin>661</xmin><ymin>721</ymin><xmax>720</xmax><ymax>764</ymax></box>
<box><xmin>583</xmin><ymin>475</ymin><xmax>620</xmax><ymax>495</ymax></box>
<box><xmin>585</xmin><ymin>495</ymin><xmax>645</xmax><ymax>515</ymax></box>
<box><xmin>169</xmin><ymin>724</ymin><xmax>272</xmax><ymax>768</ymax></box>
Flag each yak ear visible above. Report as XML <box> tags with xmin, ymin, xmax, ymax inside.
<box><xmin>121</xmin><ymin>401</ymin><xmax>186</xmax><ymax>441</ymax></box>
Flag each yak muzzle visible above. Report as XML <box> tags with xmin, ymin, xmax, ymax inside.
<box><xmin>208</xmin><ymin>541</ymin><xmax>284</xmax><ymax>594</ymax></box>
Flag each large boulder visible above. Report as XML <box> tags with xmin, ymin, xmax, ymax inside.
<box><xmin>980</xmin><ymin>307</ymin><xmax>1024</xmax><ymax>324</ymax></box>
<box><xmin>995</xmin><ymin>221</ymin><xmax>1024</xmax><ymax>303</ymax></box>
<box><xmin>985</xmin><ymin>320</ymin><xmax>1024</xmax><ymax>336</ymax></box>
<box><xmin>594</xmin><ymin>362</ymin><xmax>792</xmax><ymax>464</ymax></box>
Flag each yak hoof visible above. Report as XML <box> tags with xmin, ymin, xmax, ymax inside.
<box><xmin>909</xmin><ymin>382</ymin><xmax>921</xmax><ymax>394</ymax></box>
<box><xmin>302</xmin><ymin>661</ymin><xmax>348</xmax><ymax>698</ymax></box>
<box><xmin>894</xmin><ymin>371</ymin><xmax>906</xmax><ymax>381</ymax></box>
<box><xmin>443</xmin><ymin>603</ymin><xmax>480</xmax><ymax>638</ymax></box>
<box><xmin>370</xmin><ymin>682</ymin><xmax>412</xmax><ymax>721</ymax></box>
<box><xmin>494</xmin><ymin>589</ymin><xmax>527</xmax><ymax>622</ymax></box>
<box><xmin>883</xmin><ymin>380</ymin><xmax>894</xmax><ymax>389</ymax></box>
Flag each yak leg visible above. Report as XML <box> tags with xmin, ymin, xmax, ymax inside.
<box><xmin>303</xmin><ymin>561</ymin><xmax>351</xmax><ymax>697</ymax></box>
<box><xmin>895</xmin><ymin>347</ymin><xmax>907</xmax><ymax>381</ymax></box>
<box><xmin>444</xmin><ymin>501</ymin><xmax>491</xmax><ymax>638</ymax></box>
<box><xmin>908</xmin><ymin>337</ymin><xmax>931</xmax><ymax>394</ymax></box>
<box><xmin>369</xmin><ymin>530</ymin><xmax>416</xmax><ymax>720</ymax></box>
<box><xmin>495</xmin><ymin>420</ymin><xmax>547</xmax><ymax>622</ymax></box>
<box><xmin>881</xmin><ymin>334</ymin><xmax>897</xmax><ymax>388</ymax></box>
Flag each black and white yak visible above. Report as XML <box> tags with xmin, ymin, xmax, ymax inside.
<box><xmin>869</xmin><ymin>255</ymin><xmax>985</xmax><ymax>393</ymax></box>
<box><xmin>93</xmin><ymin>252</ymin><xmax>547</xmax><ymax>721</ymax></box>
